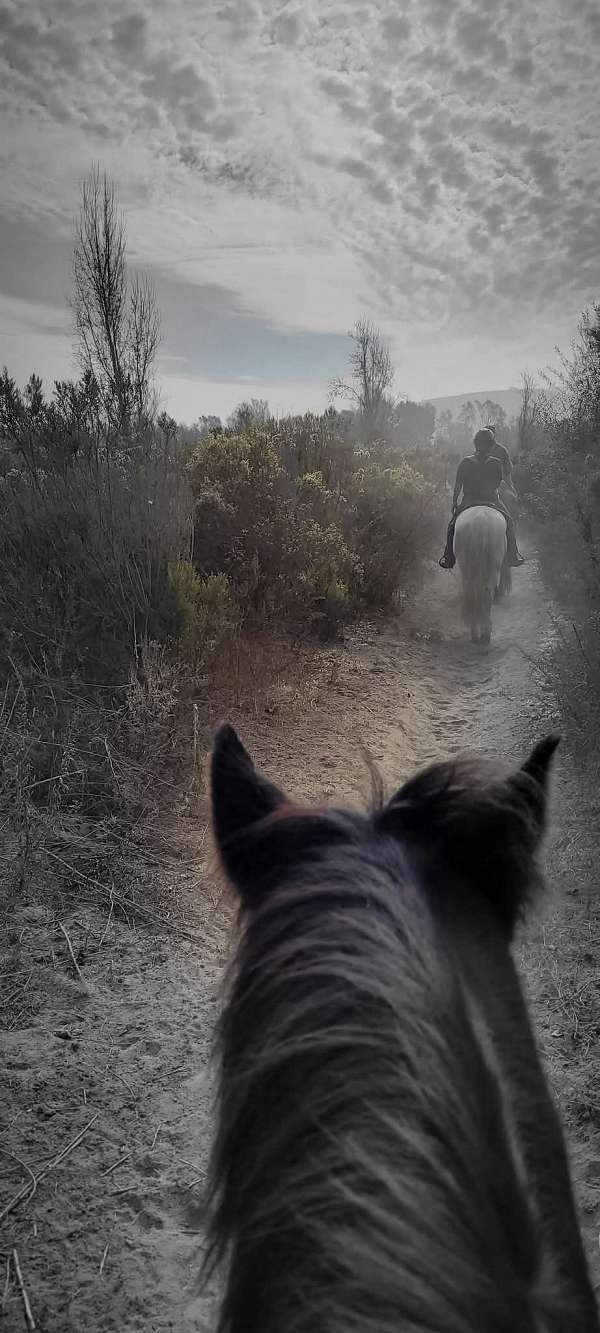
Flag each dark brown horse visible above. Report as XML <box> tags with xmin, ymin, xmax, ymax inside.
<box><xmin>205</xmin><ymin>726</ymin><xmax>598</xmax><ymax>1333</ymax></box>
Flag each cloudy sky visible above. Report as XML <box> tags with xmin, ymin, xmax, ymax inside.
<box><xmin>1</xmin><ymin>0</ymin><xmax>599</xmax><ymax>421</ymax></box>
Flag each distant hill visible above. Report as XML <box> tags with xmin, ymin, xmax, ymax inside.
<box><xmin>423</xmin><ymin>387</ymin><xmax>523</xmax><ymax>421</ymax></box>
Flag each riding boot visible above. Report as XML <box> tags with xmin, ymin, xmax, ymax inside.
<box><xmin>506</xmin><ymin>517</ymin><xmax>525</xmax><ymax>567</ymax></box>
<box><xmin>439</xmin><ymin>516</ymin><xmax>456</xmax><ymax>569</ymax></box>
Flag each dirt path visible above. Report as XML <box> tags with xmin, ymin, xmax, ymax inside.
<box><xmin>2</xmin><ymin>534</ymin><xmax>599</xmax><ymax>1329</ymax></box>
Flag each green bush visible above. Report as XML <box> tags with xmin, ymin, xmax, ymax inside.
<box><xmin>166</xmin><ymin>564</ymin><xmax>237</xmax><ymax>652</ymax></box>
<box><xmin>293</xmin><ymin>520</ymin><xmax>357</xmax><ymax>635</ymax></box>
<box><xmin>188</xmin><ymin>419</ymin><xmax>444</xmax><ymax>633</ymax></box>
<box><xmin>349</xmin><ymin>460</ymin><xmax>444</xmax><ymax>607</ymax></box>
<box><xmin>189</xmin><ymin>429</ymin><xmax>345</xmax><ymax>631</ymax></box>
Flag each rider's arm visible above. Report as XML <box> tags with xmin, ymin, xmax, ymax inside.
<box><xmin>489</xmin><ymin>457</ymin><xmax>503</xmax><ymax>496</ymax></box>
<box><xmin>452</xmin><ymin>461</ymin><xmax>464</xmax><ymax>511</ymax></box>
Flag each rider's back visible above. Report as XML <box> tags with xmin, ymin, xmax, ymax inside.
<box><xmin>460</xmin><ymin>455</ymin><xmax>502</xmax><ymax>507</ymax></box>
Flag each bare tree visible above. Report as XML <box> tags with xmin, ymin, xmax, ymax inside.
<box><xmin>73</xmin><ymin>166</ymin><xmax>160</xmax><ymax>432</ymax></box>
<box><xmin>517</xmin><ymin>373</ymin><xmax>542</xmax><ymax>454</ymax></box>
<box><xmin>128</xmin><ymin>272</ymin><xmax>160</xmax><ymax>422</ymax></box>
<box><xmin>329</xmin><ymin>319</ymin><xmax>394</xmax><ymax>439</ymax></box>
<box><xmin>227</xmin><ymin>398</ymin><xmax>272</xmax><ymax>432</ymax></box>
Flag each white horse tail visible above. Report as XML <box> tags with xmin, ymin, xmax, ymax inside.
<box><xmin>454</xmin><ymin>507</ymin><xmax>507</xmax><ymax>644</ymax></box>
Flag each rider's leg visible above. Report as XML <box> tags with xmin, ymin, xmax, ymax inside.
<box><xmin>439</xmin><ymin>514</ymin><xmax>457</xmax><ymax>569</ymax></box>
<box><xmin>504</xmin><ymin>514</ymin><xmax>524</xmax><ymax>566</ymax></box>
<box><xmin>493</xmin><ymin>500</ymin><xmax>524</xmax><ymax>566</ymax></box>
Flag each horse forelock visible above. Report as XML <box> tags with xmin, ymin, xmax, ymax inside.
<box><xmin>205</xmin><ymin>814</ymin><xmax>556</xmax><ymax>1333</ymax></box>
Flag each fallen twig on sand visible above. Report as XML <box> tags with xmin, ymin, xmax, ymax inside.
<box><xmin>44</xmin><ymin>849</ymin><xmax>209</xmax><ymax>946</ymax></box>
<box><xmin>155</xmin><ymin>1061</ymin><xmax>186</xmax><ymax>1081</ymax></box>
<box><xmin>58</xmin><ymin>922</ymin><xmax>84</xmax><ymax>984</ymax></box>
<box><xmin>98</xmin><ymin>891</ymin><xmax>115</xmax><ymax>948</ymax></box>
<box><xmin>12</xmin><ymin>1248</ymin><xmax>35</xmax><ymax>1331</ymax></box>
<box><xmin>113</xmin><ymin>1071</ymin><xmax>136</xmax><ymax>1099</ymax></box>
<box><xmin>0</xmin><ymin>1146</ymin><xmax>37</xmax><ymax>1216</ymax></box>
<box><xmin>0</xmin><ymin>1114</ymin><xmax>98</xmax><ymax>1225</ymax></box>
<box><xmin>101</xmin><ymin>1151</ymin><xmax>130</xmax><ymax>1178</ymax></box>
<box><xmin>99</xmin><ymin>1242</ymin><xmax>109</xmax><ymax>1275</ymax></box>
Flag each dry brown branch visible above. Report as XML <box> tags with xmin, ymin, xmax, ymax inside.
<box><xmin>98</xmin><ymin>891</ymin><xmax>115</xmax><ymax>948</ymax></box>
<box><xmin>57</xmin><ymin>922</ymin><xmax>84</xmax><ymax>984</ymax></box>
<box><xmin>185</xmin><ymin>1173</ymin><xmax>205</xmax><ymax>1191</ymax></box>
<box><xmin>44</xmin><ymin>848</ymin><xmax>209</xmax><ymax>945</ymax></box>
<box><xmin>12</xmin><ymin>1249</ymin><xmax>35</xmax><ymax>1331</ymax></box>
<box><xmin>0</xmin><ymin>1146</ymin><xmax>37</xmax><ymax>1207</ymax></box>
<box><xmin>113</xmin><ymin>1071</ymin><xmax>136</xmax><ymax>1099</ymax></box>
<box><xmin>0</xmin><ymin>1114</ymin><xmax>98</xmax><ymax>1225</ymax></box>
<box><xmin>156</xmin><ymin>1062</ymin><xmax>186</xmax><ymax>1081</ymax></box>
<box><xmin>101</xmin><ymin>1151</ymin><xmax>130</xmax><ymax>1178</ymax></box>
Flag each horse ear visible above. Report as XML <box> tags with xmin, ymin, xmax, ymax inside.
<box><xmin>211</xmin><ymin>725</ymin><xmax>287</xmax><ymax>896</ymax></box>
<box><xmin>504</xmin><ymin>734</ymin><xmax>560</xmax><ymax>848</ymax></box>
<box><xmin>520</xmin><ymin>735</ymin><xmax>560</xmax><ymax>790</ymax></box>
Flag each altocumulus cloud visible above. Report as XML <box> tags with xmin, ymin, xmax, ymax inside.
<box><xmin>0</xmin><ymin>0</ymin><xmax>599</xmax><ymax>404</ymax></box>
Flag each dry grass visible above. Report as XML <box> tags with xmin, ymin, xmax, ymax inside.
<box><xmin>0</xmin><ymin>626</ymin><xmax>336</xmax><ymax>945</ymax></box>
<box><xmin>204</xmin><ymin>630</ymin><xmax>337</xmax><ymax>719</ymax></box>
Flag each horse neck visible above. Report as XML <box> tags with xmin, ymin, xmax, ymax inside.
<box><xmin>209</xmin><ymin>855</ymin><xmax>547</xmax><ymax>1333</ymax></box>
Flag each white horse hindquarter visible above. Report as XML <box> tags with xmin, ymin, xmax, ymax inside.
<box><xmin>454</xmin><ymin>507</ymin><xmax>507</xmax><ymax>644</ymax></box>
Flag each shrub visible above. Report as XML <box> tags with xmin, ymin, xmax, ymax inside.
<box><xmin>166</xmin><ymin>565</ymin><xmax>238</xmax><ymax>653</ymax></box>
<box><xmin>349</xmin><ymin>460</ymin><xmax>444</xmax><ymax>607</ymax></box>
<box><xmin>189</xmin><ymin>429</ymin><xmax>353</xmax><ymax>633</ymax></box>
<box><xmin>515</xmin><ymin>305</ymin><xmax>600</xmax><ymax>754</ymax></box>
<box><xmin>189</xmin><ymin>419</ymin><xmax>444</xmax><ymax>633</ymax></box>
<box><xmin>0</xmin><ymin>445</ymin><xmax>193</xmax><ymax>683</ymax></box>
<box><xmin>293</xmin><ymin>520</ymin><xmax>357</xmax><ymax>635</ymax></box>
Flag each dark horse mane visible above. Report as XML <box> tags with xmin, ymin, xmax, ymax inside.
<box><xmin>205</xmin><ymin>727</ymin><xmax>598</xmax><ymax>1333</ymax></box>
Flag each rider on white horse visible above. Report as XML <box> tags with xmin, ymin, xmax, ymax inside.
<box><xmin>439</xmin><ymin>428</ymin><xmax>525</xmax><ymax>570</ymax></box>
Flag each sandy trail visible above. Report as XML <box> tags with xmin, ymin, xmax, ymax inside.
<box><xmin>2</xmin><ymin>533</ymin><xmax>599</xmax><ymax>1329</ymax></box>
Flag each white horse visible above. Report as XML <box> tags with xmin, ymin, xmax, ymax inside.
<box><xmin>454</xmin><ymin>506</ymin><xmax>507</xmax><ymax>644</ymax></box>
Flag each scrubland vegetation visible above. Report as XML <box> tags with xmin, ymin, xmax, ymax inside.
<box><xmin>3</xmin><ymin>169</ymin><xmax>600</xmax><ymax>1333</ymax></box>
<box><xmin>2</xmin><ymin>166</ymin><xmax>599</xmax><ymax>901</ymax></box>
<box><xmin>0</xmin><ymin>173</ymin><xmax>447</xmax><ymax>895</ymax></box>
<box><xmin>512</xmin><ymin>306</ymin><xmax>600</xmax><ymax>751</ymax></box>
